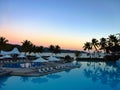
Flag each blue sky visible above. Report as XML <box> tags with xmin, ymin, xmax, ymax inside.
<box><xmin>0</xmin><ymin>0</ymin><xmax>120</xmax><ymax>50</ymax></box>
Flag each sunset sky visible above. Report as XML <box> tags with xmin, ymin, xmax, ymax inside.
<box><xmin>0</xmin><ymin>0</ymin><xmax>120</xmax><ymax>50</ymax></box>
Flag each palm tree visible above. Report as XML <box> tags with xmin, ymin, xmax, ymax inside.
<box><xmin>36</xmin><ymin>46</ymin><xmax>44</xmax><ymax>54</ymax></box>
<box><xmin>83</xmin><ymin>42</ymin><xmax>92</xmax><ymax>58</ymax></box>
<box><xmin>75</xmin><ymin>51</ymin><xmax>81</xmax><ymax>60</ymax></box>
<box><xmin>91</xmin><ymin>38</ymin><xmax>100</xmax><ymax>57</ymax></box>
<box><xmin>54</xmin><ymin>45</ymin><xmax>61</xmax><ymax>55</ymax></box>
<box><xmin>99</xmin><ymin>38</ymin><xmax>107</xmax><ymax>53</ymax></box>
<box><xmin>32</xmin><ymin>45</ymin><xmax>37</xmax><ymax>54</ymax></box>
<box><xmin>83</xmin><ymin>33</ymin><xmax>120</xmax><ymax>57</ymax></box>
<box><xmin>116</xmin><ymin>33</ymin><xmax>120</xmax><ymax>45</ymax></box>
<box><xmin>49</xmin><ymin>45</ymin><xmax>55</xmax><ymax>56</ymax></box>
<box><xmin>107</xmin><ymin>35</ymin><xmax>119</xmax><ymax>53</ymax></box>
<box><xmin>0</xmin><ymin>36</ymin><xmax>8</xmax><ymax>53</ymax></box>
<box><xmin>108</xmin><ymin>35</ymin><xmax>118</xmax><ymax>46</ymax></box>
<box><xmin>21</xmin><ymin>40</ymin><xmax>33</xmax><ymax>56</ymax></box>
<box><xmin>91</xmin><ymin>38</ymin><xmax>99</xmax><ymax>51</ymax></box>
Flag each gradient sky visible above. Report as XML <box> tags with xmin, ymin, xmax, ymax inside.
<box><xmin>0</xmin><ymin>0</ymin><xmax>120</xmax><ymax>50</ymax></box>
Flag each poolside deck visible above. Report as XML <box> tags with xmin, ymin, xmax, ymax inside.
<box><xmin>0</xmin><ymin>69</ymin><xmax>12</xmax><ymax>76</ymax></box>
<box><xmin>2</xmin><ymin>62</ymin><xmax>81</xmax><ymax>77</ymax></box>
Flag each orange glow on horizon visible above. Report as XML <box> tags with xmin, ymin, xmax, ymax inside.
<box><xmin>0</xmin><ymin>26</ymin><xmax>84</xmax><ymax>51</ymax></box>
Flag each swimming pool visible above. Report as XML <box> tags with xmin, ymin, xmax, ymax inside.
<box><xmin>0</xmin><ymin>61</ymin><xmax>120</xmax><ymax>90</ymax></box>
<box><xmin>3</xmin><ymin>62</ymin><xmax>42</xmax><ymax>68</ymax></box>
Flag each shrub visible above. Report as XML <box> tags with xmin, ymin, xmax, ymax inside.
<box><xmin>64</xmin><ymin>55</ymin><xmax>73</xmax><ymax>62</ymax></box>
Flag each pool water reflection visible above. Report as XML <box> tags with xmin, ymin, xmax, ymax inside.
<box><xmin>0</xmin><ymin>61</ymin><xmax>120</xmax><ymax>90</ymax></box>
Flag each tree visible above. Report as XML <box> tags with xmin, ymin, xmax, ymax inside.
<box><xmin>99</xmin><ymin>38</ymin><xmax>107</xmax><ymax>53</ymax></box>
<box><xmin>64</xmin><ymin>55</ymin><xmax>72</xmax><ymax>62</ymax></box>
<box><xmin>116</xmin><ymin>33</ymin><xmax>120</xmax><ymax>45</ymax></box>
<box><xmin>36</xmin><ymin>46</ymin><xmax>44</xmax><ymax>54</ymax></box>
<box><xmin>91</xmin><ymin>38</ymin><xmax>99</xmax><ymax>51</ymax></box>
<box><xmin>91</xmin><ymin>38</ymin><xmax>100</xmax><ymax>58</ymax></box>
<box><xmin>83</xmin><ymin>42</ymin><xmax>92</xmax><ymax>52</ymax></box>
<box><xmin>108</xmin><ymin>35</ymin><xmax>118</xmax><ymax>46</ymax></box>
<box><xmin>31</xmin><ymin>45</ymin><xmax>37</xmax><ymax>54</ymax></box>
<box><xmin>0</xmin><ymin>36</ymin><xmax>8</xmax><ymax>53</ymax></box>
<box><xmin>54</xmin><ymin>45</ymin><xmax>61</xmax><ymax>55</ymax></box>
<box><xmin>21</xmin><ymin>40</ymin><xmax>33</xmax><ymax>55</ymax></box>
<box><xmin>83</xmin><ymin>42</ymin><xmax>92</xmax><ymax>58</ymax></box>
<box><xmin>49</xmin><ymin>45</ymin><xmax>55</xmax><ymax>55</ymax></box>
<box><xmin>107</xmin><ymin>34</ymin><xmax>119</xmax><ymax>53</ymax></box>
<box><xmin>75</xmin><ymin>51</ymin><xmax>81</xmax><ymax>60</ymax></box>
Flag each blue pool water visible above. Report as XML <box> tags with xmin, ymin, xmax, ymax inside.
<box><xmin>0</xmin><ymin>61</ymin><xmax>120</xmax><ymax>90</ymax></box>
<box><xmin>3</xmin><ymin>62</ymin><xmax>42</xmax><ymax>68</ymax></box>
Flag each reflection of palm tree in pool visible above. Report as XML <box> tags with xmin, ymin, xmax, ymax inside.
<box><xmin>83</xmin><ymin>62</ymin><xmax>120</xmax><ymax>88</ymax></box>
<box><xmin>47</xmin><ymin>74</ymin><xmax>61</xmax><ymax>80</ymax></box>
<box><xmin>20</xmin><ymin>76</ymin><xmax>30</xmax><ymax>82</ymax></box>
<box><xmin>0</xmin><ymin>76</ymin><xmax>9</xmax><ymax>88</ymax></box>
<box><xmin>84</xmin><ymin>69</ymin><xmax>92</xmax><ymax>79</ymax></box>
<box><xmin>31</xmin><ymin>78</ymin><xmax>48</xmax><ymax>84</ymax></box>
<box><xmin>87</xmin><ymin>62</ymin><xmax>97</xmax><ymax>70</ymax></box>
<box><xmin>109</xmin><ymin>77</ymin><xmax>120</xmax><ymax>88</ymax></box>
<box><xmin>65</xmin><ymin>69</ymin><xmax>71</xmax><ymax>73</ymax></box>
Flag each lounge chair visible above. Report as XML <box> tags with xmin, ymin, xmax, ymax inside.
<box><xmin>38</xmin><ymin>69</ymin><xmax>42</xmax><ymax>73</ymax></box>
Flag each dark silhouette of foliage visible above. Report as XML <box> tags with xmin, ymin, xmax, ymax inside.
<box><xmin>75</xmin><ymin>51</ymin><xmax>81</xmax><ymax>60</ymax></box>
<box><xmin>0</xmin><ymin>37</ymin><xmax>9</xmax><ymax>53</ymax></box>
<box><xmin>54</xmin><ymin>45</ymin><xmax>61</xmax><ymax>55</ymax></box>
<box><xmin>49</xmin><ymin>45</ymin><xmax>61</xmax><ymax>55</ymax></box>
<box><xmin>64</xmin><ymin>55</ymin><xmax>72</xmax><ymax>62</ymax></box>
<box><xmin>49</xmin><ymin>45</ymin><xmax>55</xmax><ymax>53</ymax></box>
<box><xmin>21</xmin><ymin>40</ymin><xmax>33</xmax><ymax>55</ymax></box>
<box><xmin>83</xmin><ymin>34</ymin><xmax>120</xmax><ymax>54</ymax></box>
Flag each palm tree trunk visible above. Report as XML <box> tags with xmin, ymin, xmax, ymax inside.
<box><xmin>94</xmin><ymin>45</ymin><xmax>99</xmax><ymax>58</ymax></box>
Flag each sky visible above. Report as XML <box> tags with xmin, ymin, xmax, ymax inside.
<box><xmin>0</xmin><ymin>0</ymin><xmax>120</xmax><ymax>50</ymax></box>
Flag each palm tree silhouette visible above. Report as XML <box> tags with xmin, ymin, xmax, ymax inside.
<box><xmin>21</xmin><ymin>40</ymin><xmax>33</xmax><ymax>56</ymax></box>
<box><xmin>36</xmin><ymin>46</ymin><xmax>44</xmax><ymax>55</ymax></box>
<box><xmin>108</xmin><ymin>35</ymin><xmax>118</xmax><ymax>46</ymax></box>
<box><xmin>107</xmin><ymin>34</ymin><xmax>119</xmax><ymax>53</ymax></box>
<box><xmin>83</xmin><ymin>42</ymin><xmax>92</xmax><ymax>58</ymax></box>
<box><xmin>91</xmin><ymin>38</ymin><xmax>99</xmax><ymax>57</ymax></box>
<box><xmin>99</xmin><ymin>38</ymin><xmax>107</xmax><ymax>53</ymax></box>
<box><xmin>0</xmin><ymin>37</ymin><xmax>8</xmax><ymax>53</ymax></box>
<box><xmin>49</xmin><ymin>45</ymin><xmax>55</xmax><ymax>56</ymax></box>
<box><xmin>54</xmin><ymin>45</ymin><xmax>61</xmax><ymax>55</ymax></box>
<box><xmin>31</xmin><ymin>45</ymin><xmax>37</xmax><ymax>54</ymax></box>
<box><xmin>75</xmin><ymin>51</ymin><xmax>81</xmax><ymax>60</ymax></box>
<box><xmin>91</xmin><ymin>38</ymin><xmax>99</xmax><ymax>51</ymax></box>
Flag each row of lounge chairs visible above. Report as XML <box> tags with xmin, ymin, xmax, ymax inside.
<box><xmin>0</xmin><ymin>59</ymin><xmax>27</xmax><ymax>64</ymax></box>
<box><xmin>37</xmin><ymin>63</ymin><xmax>79</xmax><ymax>73</ymax></box>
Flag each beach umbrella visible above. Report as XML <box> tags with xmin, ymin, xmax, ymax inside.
<box><xmin>30</xmin><ymin>52</ymin><xmax>36</xmax><ymax>56</ymax></box>
<box><xmin>3</xmin><ymin>55</ymin><xmax>12</xmax><ymax>59</ymax></box>
<box><xmin>10</xmin><ymin>47</ymin><xmax>20</xmax><ymax>55</ymax></box>
<box><xmin>48</xmin><ymin>56</ymin><xmax>60</xmax><ymax>61</ymax></box>
<box><xmin>36</xmin><ymin>54</ymin><xmax>40</xmax><ymax>58</ymax></box>
<box><xmin>33</xmin><ymin>57</ymin><xmax>48</xmax><ymax>62</ymax></box>
<box><xmin>1</xmin><ymin>50</ymin><xmax>10</xmax><ymax>55</ymax></box>
<box><xmin>18</xmin><ymin>54</ymin><xmax>26</xmax><ymax>58</ymax></box>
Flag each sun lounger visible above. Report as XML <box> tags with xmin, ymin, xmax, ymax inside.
<box><xmin>38</xmin><ymin>69</ymin><xmax>42</xmax><ymax>73</ymax></box>
<box><xmin>49</xmin><ymin>67</ymin><xmax>54</xmax><ymax>71</ymax></box>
